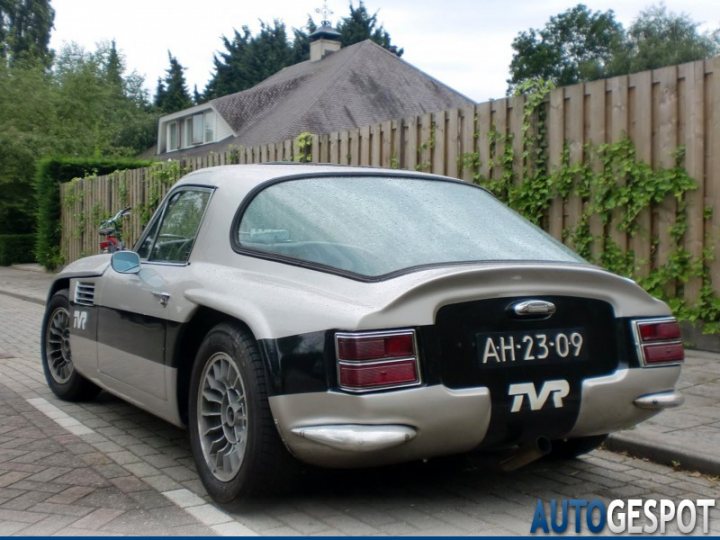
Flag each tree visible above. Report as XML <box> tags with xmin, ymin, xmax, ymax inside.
<box><xmin>608</xmin><ymin>5</ymin><xmax>719</xmax><ymax>75</ymax></box>
<box><xmin>0</xmin><ymin>0</ymin><xmax>54</xmax><ymax>67</ymax></box>
<box><xmin>203</xmin><ymin>21</ymin><xmax>295</xmax><ymax>100</ymax></box>
<box><xmin>336</xmin><ymin>1</ymin><xmax>402</xmax><ymax>56</ymax></box>
<box><xmin>508</xmin><ymin>3</ymin><xmax>720</xmax><ymax>92</ymax></box>
<box><xmin>155</xmin><ymin>52</ymin><xmax>192</xmax><ymax>113</ymax></box>
<box><xmin>508</xmin><ymin>4</ymin><xmax>623</xmax><ymax>92</ymax></box>
<box><xmin>0</xmin><ymin>41</ymin><xmax>156</xmax><ymax>234</ymax></box>
<box><xmin>202</xmin><ymin>2</ymin><xmax>403</xmax><ymax>100</ymax></box>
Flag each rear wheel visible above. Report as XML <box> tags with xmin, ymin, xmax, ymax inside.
<box><xmin>549</xmin><ymin>434</ymin><xmax>608</xmax><ymax>459</ymax></box>
<box><xmin>188</xmin><ymin>322</ymin><xmax>297</xmax><ymax>503</ymax></box>
<box><xmin>41</xmin><ymin>289</ymin><xmax>100</xmax><ymax>401</ymax></box>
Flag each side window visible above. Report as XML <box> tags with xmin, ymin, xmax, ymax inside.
<box><xmin>139</xmin><ymin>189</ymin><xmax>212</xmax><ymax>263</ymax></box>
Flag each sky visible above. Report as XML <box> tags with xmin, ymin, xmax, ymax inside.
<box><xmin>49</xmin><ymin>0</ymin><xmax>719</xmax><ymax>103</ymax></box>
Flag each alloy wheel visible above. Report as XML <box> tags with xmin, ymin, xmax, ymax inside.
<box><xmin>197</xmin><ymin>352</ymin><xmax>249</xmax><ymax>481</ymax></box>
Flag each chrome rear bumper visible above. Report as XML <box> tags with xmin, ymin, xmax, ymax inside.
<box><xmin>634</xmin><ymin>391</ymin><xmax>684</xmax><ymax>410</ymax></box>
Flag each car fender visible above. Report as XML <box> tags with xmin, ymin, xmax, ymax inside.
<box><xmin>47</xmin><ymin>254</ymin><xmax>111</xmax><ymax>301</ymax></box>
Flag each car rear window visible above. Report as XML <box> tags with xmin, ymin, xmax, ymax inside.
<box><xmin>236</xmin><ymin>176</ymin><xmax>584</xmax><ymax>277</ymax></box>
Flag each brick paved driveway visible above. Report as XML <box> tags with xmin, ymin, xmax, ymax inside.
<box><xmin>0</xmin><ymin>294</ymin><xmax>718</xmax><ymax>536</ymax></box>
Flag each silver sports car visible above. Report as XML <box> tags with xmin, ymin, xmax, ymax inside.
<box><xmin>41</xmin><ymin>164</ymin><xmax>684</xmax><ymax>502</ymax></box>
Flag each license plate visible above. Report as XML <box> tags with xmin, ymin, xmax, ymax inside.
<box><xmin>477</xmin><ymin>328</ymin><xmax>587</xmax><ymax>366</ymax></box>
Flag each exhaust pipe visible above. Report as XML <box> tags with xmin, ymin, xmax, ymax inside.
<box><xmin>500</xmin><ymin>437</ymin><xmax>552</xmax><ymax>471</ymax></box>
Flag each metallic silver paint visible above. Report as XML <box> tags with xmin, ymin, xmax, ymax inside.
<box><xmin>567</xmin><ymin>366</ymin><xmax>682</xmax><ymax>438</ymax></box>
<box><xmin>269</xmin><ymin>385</ymin><xmax>491</xmax><ymax>467</ymax></box>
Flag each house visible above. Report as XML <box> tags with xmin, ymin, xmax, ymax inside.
<box><xmin>155</xmin><ymin>25</ymin><xmax>475</xmax><ymax>157</ymax></box>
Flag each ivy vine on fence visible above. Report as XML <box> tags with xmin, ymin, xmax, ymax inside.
<box><xmin>461</xmin><ymin>78</ymin><xmax>719</xmax><ymax>333</ymax></box>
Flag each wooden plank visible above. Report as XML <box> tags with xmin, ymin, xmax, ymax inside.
<box><xmin>349</xmin><ymin>128</ymin><xmax>360</xmax><ymax>166</ymax></box>
<box><xmin>564</xmin><ymin>84</ymin><xmax>584</xmax><ymax>250</ymax></box>
<box><xmin>371</xmin><ymin>124</ymin><xmax>381</xmax><ymax>167</ymax></box>
<box><xmin>391</xmin><ymin>119</ymin><xmax>401</xmax><ymax>168</ymax></box>
<box><xmin>476</xmin><ymin>102</ymin><xmax>491</xmax><ymax>181</ymax></box>
<box><xmin>628</xmin><ymin>71</ymin><xmax>653</xmax><ymax>276</ymax></box>
<box><xmin>586</xmin><ymin>79</ymin><xmax>606</xmax><ymax>261</ymax></box>
<box><xmin>461</xmin><ymin>105</ymin><xmax>477</xmax><ymax>182</ymax></box>
<box><xmin>547</xmin><ymin>87</ymin><xmax>565</xmax><ymax>241</ymax></box>
<box><xmin>608</xmin><ymin>75</ymin><xmax>629</xmax><ymax>253</ymax></box>
<box><xmin>509</xmin><ymin>95</ymin><xmax>525</xmax><ymax>187</ymax></box>
<box><xmin>381</xmin><ymin>121</ymin><xmax>392</xmax><ymax>168</ymax></box>
<box><xmin>680</xmin><ymin>60</ymin><xmax>706</xmax><ymax>302</ymax></box>
<box><xmin>653</xmin><ymin>65</ymin><xmax>679</xmax><ymax>296</ymax></box>
<box><xmin>340</xmin><ymin>130</ymin><xmax>349</xmax><ymax>165</ymax></box>
<box><xmin>319</xmin><ymin>134</ymin><xmax>330</xmax><ymax>163</ymax></box>
<box><xmin>432</xmin><ymin>110</ymin><xmax>446</xmax><ymax>175</ymax></box>
<box><xmin>419</xmin><ymin>112</ymin><xmax>432</xmax><ymax>172</ymax></box>
<box><xmin>446</xmin><ymin>109</ymin><xmax>460</xmax><ymax>179</ymax></box>
<box><xmin>405</xmin><ymin>116</ymin><xmax>418</xmax><ymax>171</ymax></box>
<box><xmin>360</xmin><ymin>125</ymin><xmax>371</xmax><ymax>166</ymax></box>
<box><xmin>706</xmin><ymin>57</ymin><xmax>720</xmax><ymax>294</ymax></box>
<box><xmin>330</xmin><ymin>132</ymin><xmax>340</xmax><ymax>164</ymax></box>
<box><xmin>311</xmin><ymin>134</ymin><xmax>319</xmax><ymax>163</ymax></box>
<box><xmin>490</xmin><ymin>99</ymin><xmax>508</xmax><ymax>184</ymax></box>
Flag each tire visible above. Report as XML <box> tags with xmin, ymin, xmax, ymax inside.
<box><xmin>188</xmin><ymin>322</ymin><xmax>297</xmax><ymax>503</ymax></box>
<box><xmin>41</xmin><ymin>289</ymin><xmax>101</xmax><ymax>401</ymax></box>
<box><xmin>549</xmin><ymin>434</ymin><xmax>608</xmax><ymax>459</ymax></box>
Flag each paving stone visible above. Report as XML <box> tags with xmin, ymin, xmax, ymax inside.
<box><xmin>110</xmin><ymin>475</ymin><xmax>148</xmax><ymax>493</ymax></box>
<box><xmin>14</xmin><ymin>514</ymin><xmax>77</xmax><ymax>535</ymax></box>
<box><xmin>0</xmin><ymin>470</ymin><xmax>31</xmax><ymax>487</ymax></box>
<box><xmin>0</xmin><ymin>489</ymin><xmax>53</xmax><ymax>511</ymax></box>
<box><xmin>29</xmin><ymin>501</ymin><xmax>95</xmax><ymax>518</ymax></box>
<box><xmin>46</xmin><ymin>485</ymin><xmax>96</xmax><ymax>504</ymax></box>
<box><xmin>54</xmin><ymin>467</ymin><xmax>107</xmax><ymax>487</ymax></box>
<box><xmin>0</xmin><ymin>520</ymin><xmax>27</xmax><ymax>534</ymax></box>
<box><xmin>161</xmin><ymin>465</ymin><xmax>198</xmax><ymax>482</ymax></box>
<box><xmin>70</xmin><ymin>507</ymin><xmax>126</xmax><ymax>530</ymax></box>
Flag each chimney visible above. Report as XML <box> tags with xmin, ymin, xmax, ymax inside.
<box><xmin>309</xmin><ymin>23</ymin><xmax>341</xmax><ymax>62</ymax></box>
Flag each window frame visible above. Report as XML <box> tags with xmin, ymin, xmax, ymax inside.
<box><xmin>134</xmin><ymin>185</ymin><xmax>215</xmax><ymax>266</ymax></box>
<box><xmin>167</xmin><ymin>121</ymin><xmax>179</xmax><ymax>152</ymax></box>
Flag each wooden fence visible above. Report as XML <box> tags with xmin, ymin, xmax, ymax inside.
<box><xmin>61</xmin><ymin>57</ymin><xmax>720</xmax><ymax>302</ymax></box>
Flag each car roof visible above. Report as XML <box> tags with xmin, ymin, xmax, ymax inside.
<box><xmin>174</xmin><ymin>163</ymin><xmax>450</xmax><ymax>200</ymax></box>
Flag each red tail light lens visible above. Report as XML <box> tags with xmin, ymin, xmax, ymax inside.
<box><xmin>633</xmin><ymin>318</ymin><xmax>684</xmax><ymax>366</ymax></box>
<box><xmin>335</xmin><ymin>330</ymin><xmax>420</xmax><ymax>392</ymax></box>
<box><xmin>638</xmin><ymin>320</ymin><xmax>681</xmax><ymax>341</ymax></box>
<box><xmin>337</xmin><ymin>333</ymin><xmax>414</xmax><ymax>361</ymax></box>
<box><xmin>339</xmin><ymin>360</ymin><xmax>418</xmax><ymax>389</ymax></box>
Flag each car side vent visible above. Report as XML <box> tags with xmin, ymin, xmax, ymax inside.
<box><xmin>74</xmin><ymin>282</ymin><xmax>96</xmax><ymax>306</ymax></box>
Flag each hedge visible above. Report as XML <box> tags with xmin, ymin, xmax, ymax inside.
<box><xmin>0</xmin><ymin>234</ymin><xmax>36</xmax><ymax>266</ymax></box>
<box><xmin>35</xmin><ymin>157</ymin><xmax>151</xmax><ymax>270</ymax></box>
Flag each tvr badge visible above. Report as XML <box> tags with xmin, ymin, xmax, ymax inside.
<box><xmin>508</xmin><ymin>379</ymin><xmax>569</xmax><ymax>412</ymax></box>
<box><xmin>73</xmin><ymin>310</ymin><xmax>88</xmax><ymax>331</ymax></box>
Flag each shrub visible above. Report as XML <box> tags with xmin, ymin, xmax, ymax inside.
<box><xmin>0</xmin><ymin>234</ymin><xmax>36</xmax><ymax>266</ymax></box>
<box><xmin>35</xmin><ymin>157</ymin><xmax>151</xmax><ymax>270</ymax></box>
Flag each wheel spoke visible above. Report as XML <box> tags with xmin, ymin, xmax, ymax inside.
<box><xmin>197</xmin><ymin>351</ymin><xmax>249</xmax><ymax>482</ymax></box>
<box><xmin>45</xmin><ymin>306</ymin><xmax>74</xmax><ymax>385</ymax></box>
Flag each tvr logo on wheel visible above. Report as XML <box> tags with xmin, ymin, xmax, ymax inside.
<box><xmin>73</xmin><ymin>310</ymin><xmax>88</xmax><ymax>331</ymax></box>
<box><xmin>508</xmin><ymin>379</ymin><xmax>570</xmax><ymax>412</ymax></box>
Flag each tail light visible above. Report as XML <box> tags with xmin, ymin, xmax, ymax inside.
<box><xmin>632</xmin><ymin>318</ymin><xmax>684</xmax><ymax>366</ymax></box>
<box><xmin>335</xmin><ymin>330</ymin><xmax>421</xmax><ymax>392</ymax></box>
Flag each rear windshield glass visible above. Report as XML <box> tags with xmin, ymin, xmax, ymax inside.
<box><xmin>236</xmin><ymin>176</ymin><xmax>583</xmax><ymax>277</ymax></box>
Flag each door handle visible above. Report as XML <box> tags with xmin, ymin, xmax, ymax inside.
<box><xmin>151</xmin><ymin>291</ymin><xmax>171</xmax><ymax>307</ymax></box>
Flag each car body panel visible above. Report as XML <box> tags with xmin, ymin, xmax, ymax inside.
<box><xmin>45</xmin><ymin>164</ymin><xmax>684</xmax><ymax>467</ymax></box>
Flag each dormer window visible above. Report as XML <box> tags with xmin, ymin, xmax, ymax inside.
<box><xmin>158</xmin><ymin>106</ymin><xmax>229</xmax><ymax>155</ymax></box>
